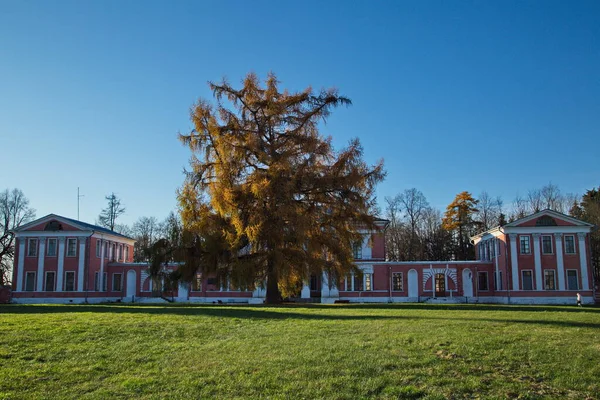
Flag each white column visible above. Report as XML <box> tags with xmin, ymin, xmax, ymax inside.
<box><xmin>532</xmin><ymin>233</ymin><xmax>543</xmax><ymax>290</ymax></box>
<box><xmin>555</xmin><ymin>233</ymin><xmax>566</xmax><ymax>291</ymax></box>
<box><xmin>509</xmin><ymin>234</ymin><xmax>519</xmax><ymax>290</ymax></box>
<box><xmin>37</xmin><ymin>237</ymin><xmax>46</xmax><ymax>291</ymax></box>
<box><xmin>578</xmin><ymin>233</ymin><xmax>590</xmax><ymax>290</ymax></box>
<box><xmin>484</xmin><ymin>241</ymin><xmax>488</xmax><ymax>260</ymax></box>
<box><xmin>301</xmin><ymin>280</ymin><xmax>311</xmax><ymax>298</ymax></box>
<box><xmin>321</xmin><ymin>271</ymin><xmax>330</xmax><ymax>297</ymax></box>
<box><xmin>99</xmin><ymin>240</ymin><xmax>105</xmax><ymax>291</ymax></box>
<box><xmin>77</xmin><ymin>237</ymin><xmax>86</xmax><ymax>291</ymax></box>
<box><xmin>494</xmin><ymin>239</ymin><xmax>500</xmax><ymax>290</ymax></box>
<box><xmin>108</xmin><ymin>242</ymin><xmax>113</xmax><ymax>262</ymax></box>
<box><xmin>56</xmin><ymin>237</ymin><xmax>65</xmax><ymax>291</ymax></box>
<box><xmin>16</xmin><ymin>238</ymin><xmax>25</xmax><ymax>292</ymax></box>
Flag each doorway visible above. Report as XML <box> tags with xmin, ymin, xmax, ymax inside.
<box><xmin>435</xmin><ymin>273</ymin><xmax>445</xmax><ymax>297</ymax></box>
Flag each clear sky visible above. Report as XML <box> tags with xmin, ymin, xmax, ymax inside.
<box><xmin>1</xmin><ymin>0</ymin><xmax>599</xmax><ymax>226</ymax></box>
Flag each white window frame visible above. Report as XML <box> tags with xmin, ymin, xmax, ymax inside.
<box><xmin>392</xmin><ymin>272</ymin><xmax>403</xmax><ymax>291</ymax></box>
<box><xmin>478</xmin><ymin>271</ymin><xmax>489</xmax><ymax>291</ymax></box>
<box><xmin>564</xmin><ymin>235</ymin><xmax>576</xmax><ymax>254</ymax></box>
<box><xmin>46</xmin><ymin>238</ymin><xmax>57</xmax><ymax>257</ymax></box>
<box><xmin>64</xmin><ymin>271</ymin><xmax>75</xmax><ymax>291</ymax></box>
<box><xmin>541</xmin><ymin>235</ymin><xmax>553</xmax><ymax>255</ymax></box>
<box><xmin>25</xmin><ymin>271</ymin><xmax>36</xmax><ymax>291</ymax></box>
<box><xmin>113</xmin><ymin>273</ymin><xmax>123</xmax><ymax>291</ymax></box>
<box><xmin>66</xmin><ymin>238</ymin><xmax>77</xmax><ymax>257</ymax></box>
<box><xmin>521</xmin><ymin>269</ymin><xmax>534</xmax><ymax>291</ymax></box>
<box><xmin>566</xmin><ymin>269</ymin><xmax>579</xmax><ymax>290</ymax></box>
<box><xmin>45</xmin><ymin>271</ymin><xmax>56</xmax><ymax>292</ymax></box>
<box><xmin>27</xmin><ymin>238</ymin><xmax>38</xmax><ymax>257</ymax></box>
<box><xmin>519</xmin><ymin>235</ymin><xmax>531</xmax><ymax>255</ymax></box>
<box><xmin>543</xmin><ymin>269</ymin><xmax>556</xmax><ymax>290</ymax></box>
<box><xmin>125</xmin><ymin>245</ymin><xmax>130</xmax><ymax>262</ymax></box>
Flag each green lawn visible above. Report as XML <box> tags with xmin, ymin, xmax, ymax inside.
<box><xmin>1</xmin><ymin>304</ymin><xmax>599</xmax><ymax>399</ymax></box>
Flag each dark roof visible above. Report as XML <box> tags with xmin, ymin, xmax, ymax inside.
<box><xmin>58</xmin><ymin>215</ymin><xmax>135</xmax><ymax>240</ymax></box>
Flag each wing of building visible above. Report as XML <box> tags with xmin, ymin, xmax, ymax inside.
<box><xmin>9</xmin><ymin>210</ymin><xmax>596</xmax><ymax>305</ymax></box>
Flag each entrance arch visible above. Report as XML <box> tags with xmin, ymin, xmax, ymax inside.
<box><xmin>462</xmin><ymin>268</ymin><xmax>473</xmax><ymax>297</ymax></box>
<box><xmin>126</xmin><ymin>270</ymin><xmax>137</xmax><ymax>299</ymax></box>
<box><xmin>408</xmin><ymin>269</ymin><xmax>418</xmax><ymax>298</ymax></box>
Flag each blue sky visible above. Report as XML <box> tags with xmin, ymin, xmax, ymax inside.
<box><xmin>1</xmin><ymin>0</ymin><xmax>599</xmax><ymax>226</ymax></box>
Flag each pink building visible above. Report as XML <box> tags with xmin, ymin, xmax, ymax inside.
<box><xmin>9</xmin><ymin>210</ymin><xmax>596</xmax><ymax>305</ymax></box>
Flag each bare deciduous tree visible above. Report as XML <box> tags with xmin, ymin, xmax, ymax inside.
<box><xmin>0</xmin><ymin>189</ymin><xmax>36</xmax><ymax>285</ymax></box>
<box><xmin>97</xmin><ymin>193</ymin><xmax>125</xmax><ymax>231</ymax></box>
<box><xmin>476</xmin><ymin>191</ymin><xmax>503</xmax><ymax>231</ymax></box>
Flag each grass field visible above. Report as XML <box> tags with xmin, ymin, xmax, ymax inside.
<box><xmin>1</xmin><ymin>304</ymin><xmax>599</xmax><ymax>399</ymax></box>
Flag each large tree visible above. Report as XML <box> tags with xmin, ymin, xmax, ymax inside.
<box><xmin>576</xmin><ymin>187</ymin><xmax>600</xmax><ymax>282</ymax></box>
<box><xmin>178</xmin><ymin>73</ymin><xmax>385</xmax><ymax>303</ymax></box>
<box><xmin>97</xmin><ymin>193</ymin><xmax>125</xmax><ymax>231</ymax></box>
<box><xmin>0</xmin><ymin>189</ymin><xmax>36</xmax><ymax>285</ymax></box>
<box><xmin>442</xmin><ymin>191</ymin><xmax>479</xmax><ymax>260</ymax></box>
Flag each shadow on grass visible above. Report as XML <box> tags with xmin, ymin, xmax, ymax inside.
<box><xmin>2</xmin><ymin>304</ymin><xmax>600</xmax><ymax>329</ymax></box>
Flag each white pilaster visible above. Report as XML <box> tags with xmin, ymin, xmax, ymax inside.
<box><xmin>494</xmin><ymin>239</ymin><xmax>500</xmax><ymax>290</ymax></box>
<box><xmin>578</xmin><ymin>233</ymin><xmax>590</xmax><ymax>290</ymax></box>
<box><xmin>555</xmin><ymin>233</ymin><xmax>565</xmax><ymax>291</ymax></box>
<box><xmin>56</xmin><ymin>237</ymin><xmax>65</xmax><ymax>291</ymax></box>
<box><xmin>37</xmin><ymin>237</ymin><xmax>46</xmax><ymax>291</ymax></box>
<box><xmin>509</xmin><ymin>234</ymin><xmax>519</xmax><ymax>290</ymax></box>
<box><xmin>301</xmin><ymin>280</ymin><xmax>311</xmax><ymax>298</ymax></box>
<box><xmin>16</xmin><ymin>238</ymin><xmax>25</xmax><ymax>292</ymax></box>
<box><xmin>77</xmin><ymin>238</ymin><xmax>86</xmax><ymax>291</ymax></box>
<box><xmin>108</xmin><ymin>242</ymin><xmax>113</xmax><ymax>262</ymax></box>
<box><xmin>532</xmin><ymin>234</ymin><xmax>542</xmax><ymax>290</ymax></box>
<box><xmin>99</xmin><ymin>240</ymin><xmax>105</xmax><ymax>291</ymax></box>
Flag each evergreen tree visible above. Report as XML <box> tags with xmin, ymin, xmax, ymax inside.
<box><xmin>178</xmin><ymin>73</ymin><xmax>385</xmax><ymax>303</ymax></box>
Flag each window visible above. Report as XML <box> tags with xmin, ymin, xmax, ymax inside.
<box><xmin>310</xmin><ymin>274</ymin><xmax>318</xmax><ymax>291</ymax></box>
<box><xmin>519</xmin><ymin>236</ymin><xmax>531</xmax><ymax>254</ymax></box>
<box><xmin>104</xmin><ymin>242</ymin><xmax>109</xmax><ymax>257</ymax></box>
<box><xmin>522</xmin><ymin>270</ymin><xmax>533</xmax><ymax>290</ymax></box>
<box><xmin>111</xmin><ymin>244</ymin><xmax>116</xmax><ymax>260</ymax></box>
<box><xmin>567</xmin><ymin>270</ymin><xmax>579</xmax><ymax>290</ymax></box>
<box><xmin>352</xmin><ymin>241</ymin><xmax>362</xmax><ymax>259</ymax></box>
<box><xmin>96</xmin><ymin>240</ymin><xmax>101</xmax><ymax>257</ymax></box>
<box><xmin>542</xmin><ymin>235</ymin><xmax>553</xmax><ymax>254</ymax></box>
<box><xmin>497</xmin><ymin>239</ymin><xmax>501</xmax><ymax>256</ymax></box>
<box><xmin>494</xmin><ymin>271</ymin><xmax>503</xmax><ymax>290</ymax></box>
<box><xmin>27</xmin><ymin>238</ymin><xmax>38</xmax><ymax>257</ymax></box>
<box><xmin>478</xmin><ymin>272</ymin><xmax>489</xmax><ymax>291</ymax></box>
<box><xmin>192</xmin><ymin>274</ymin><xmax>202</xmax><ymax>291</ymax></box>
<box><xmin>65</xmin><ymin>271</ymin><xmax>75</xmax><ymax>291</ymax></box>
<box><xmin>207</xmin><ymin>277</ymin><xmax>217</xmax><ymax>286</ymax></box>
<box><xmin>94</xmin><ymin>272</ymin><xmax>108</xmax><ymax>291</ymax></box>
<box><xmin>353</xmin><ymin>274</ymin><xmax>363</xmax><ymax>291</ymax></box>
<box><xmin>47</xmin><ymin>238</ymin><xmax>57</xmax><ymax>256</ymax></box>
<box><xmin>564</xmin><ymin>235</ymin><xmax>576</xmax><ymax>254</ymax></box>
<box><xmin>45</xmin><ymin>271</ymin><xmax>55</xmax><ymax>291</ymax></box>
<box><xmin>119</xmin><ymin>245</ymin><xmax>123</xmax><ymax>261</ymax></box>
<box><xmin>103</xmin><ymin>272</ymin><xmax>107</xmax><ymax>291</ymax></box>
<box><xmin>392</xmin><ymin>272</ymin><xmax>403</xmax><ymax>291</ymax></box>
<box><xmin>544</xmin><ymin>270</ymin><xmax>556</xmax><ymax>290</ymax></box>
<box><xmin>490</xmin><ymin>242</ymin><xmax>495</xmax><ymax>257</ymax></box>
<box><xmin>67</xmin><ymin>238</ymin><xmax>77</xmax><ymax>257</ymax></box>
<box><xmin>113</xmin><ymin>273</ymin><xmax>122</xmax><ymax>291</ymax></box>
<box><xmin>25</xmin><ymin>272</ymin><xmax>36</xmax><ymax>291</ymax></box>
<box><xmin>364</xmin><ymin>273</ymin><xmax>372</xmax><ymax>291</ymax></box>
<box><xmin>125</xmin><ymin>246</ymin><xmax>130</xmax><ymax>261</ymax></box>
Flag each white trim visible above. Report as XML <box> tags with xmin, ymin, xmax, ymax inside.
<box><xmin>521</xmin><ymin>269</ymin><xmax>534</xmax><ymax>291</ymax></box>
<box><xmin>56</xmin><ymin>237</ymin><xmax>65</xmax><ymax>291</ymax></box>
<box><xmin>503</xmin><ymin>209</ymin><xmax>594</xmax><ymax>228</ymax></box>
<box><xmin>577</xmin><ymin>233</ymin><xmax>590</xmax><ymax>290</ymax></box>
<box><xmin>543</xmin><ymin>269</ymin><xmax>556</xmax><ymax>291</ymax></box>
<box><xmin>24</xmin><ymin>271</ymin><xmax>36</xmax><ymax>292</ymax></box>
<box><xmin>18</xmin><ymin>231</ymin><xmax>94</xmax><ymax>239</ymax></box>
<box><xmin>504</xmin><ymin>226</ymin><xmax>592</xmax><ymax>234</ymax></box>
<box><xmin>64</xmin><ymin>271</ymin><xmax>76</xmax><ymax>292</ymax></box>
<box><xmin>66</xmin><ymin>238</ymin><xmax>77</xmax><ymax>257</ymax></box>
<box><xmin>509</xmin><ymin>234</ymin><xmax>519</xmax><ymax>291</ymax></box>
<box><xmin>37</xmin><ymin>239</ymin><xmax>46</xmax><ymax>290</ymax></box>
<box><xmin>566</xmin><ymin>269</ymin><xmax>579</xmax><ymax>291</ymax></box>
<box><xmin>532</xmin><ymin>234</ymin><xmax>543</xmax><ymax>291</ymax></box>
<box><xmin>44</xmin><ymin>271</ymin><xmax>56</xmax><ymax>292</ymax></box>
<box><xmin>77</xmin><ymin>238</ymin><xmax>86</xmax><ymax>292</ymax></box>
<box><xmin>555</xmin><ymin>234</ymin><xmax>566</xmax><ymax>290</ymax></box>
<box><xmin>46</xmin><ymin>238</ymin><xmax>58</xmax><ymax>257</ymax></box>
<box><xmin>16</xmin><ymin>239</ymin><xmax>25</xmax><ymax>292</ymax></box>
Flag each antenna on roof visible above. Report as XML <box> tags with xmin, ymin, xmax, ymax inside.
<box><xmin>77</xmin><ymin>187</ymin><xmax>85</xmax><ymax>221</ymax></box>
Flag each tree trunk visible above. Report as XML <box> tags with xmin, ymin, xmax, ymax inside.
<box><xmin>265</xmin><ymin>259</ymin><xmax>282</xmax><ymax>304</ymax></box>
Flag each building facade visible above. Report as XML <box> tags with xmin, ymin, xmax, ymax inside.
<box><xmin>10</xmin><ymin>210</ymin><xmax>596</xmax><ymax>304</ymax></box>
